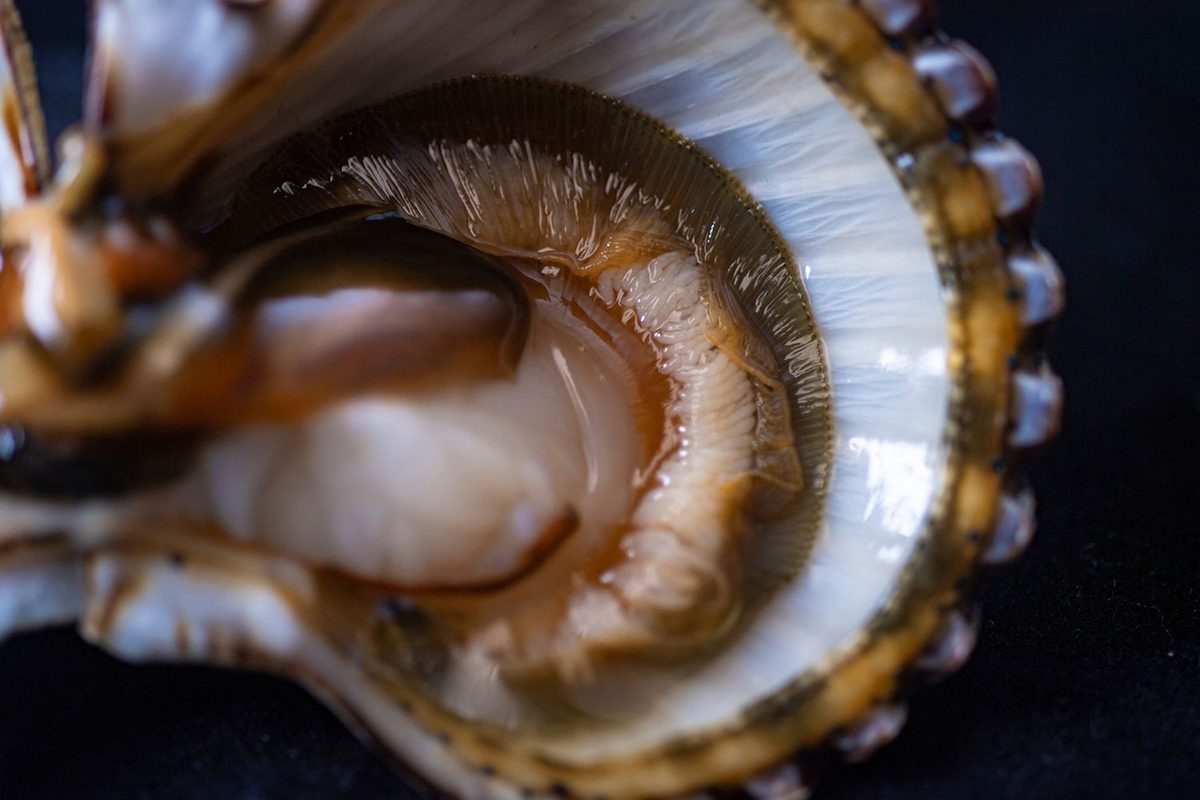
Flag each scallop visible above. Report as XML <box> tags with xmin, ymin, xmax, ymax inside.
<box><xmin>0</xmin><ymin>1</ymin><xmax>1062</xmax><ymax>798</ymax></box>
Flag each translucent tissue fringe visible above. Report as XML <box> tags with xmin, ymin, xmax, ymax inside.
<box><xmin>91</xmin><ymin>0</ymin><xmax>952</xmax><ymax>777</ymax></box>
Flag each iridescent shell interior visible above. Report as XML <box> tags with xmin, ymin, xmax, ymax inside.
<box><xmin>0</xmin><ymin>1</ymin><xmax>1061</xmax><ymax>798</ymax></box>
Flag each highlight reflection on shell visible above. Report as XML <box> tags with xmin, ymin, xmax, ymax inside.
<box><xmin>0</xmin><ymin>1</ymin><xmax>1061</xmax><ymax>798</ymax></box>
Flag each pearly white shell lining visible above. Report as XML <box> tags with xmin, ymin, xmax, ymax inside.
<box><xmin>82</xmin><ymin>0</ymin><xmax>950</xmax><ymax>770</ymax></box>
<box><xmin>254</xmin><ymin>0</ymin><xmax>949</xmax><ymax>756</ymax></box>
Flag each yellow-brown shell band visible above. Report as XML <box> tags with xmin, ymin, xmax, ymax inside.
<box><xmin>755</xmin><ymin>0</ymin><xmax>1063</xmax><ymax>774</ymax></box>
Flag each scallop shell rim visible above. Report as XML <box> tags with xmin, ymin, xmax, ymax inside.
<box><xmin>736</xmin><ymin>0</ymin><xmax>1064</xmax><ymax>792</ymax></box>
<box><xmin>0</xmin><ymin>1</ymin><xmax>1063</xmax><ymax>797</ymax></box>
<box><xmin>276</xmin><ymin>3</ymin><xmax>1065</xmax><ymax>795</ymax></box>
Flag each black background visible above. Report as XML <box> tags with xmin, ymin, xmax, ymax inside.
<box><xmin>1</xmin><ymin>1</ymin><xmax>1197</xmax><ymax>798</ymax></box>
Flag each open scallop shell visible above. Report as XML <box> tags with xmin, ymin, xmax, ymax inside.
<box><xmin>0</xmin><ymin>1</ymin><xmax>1062</xmax><ymax>797</ymax></box>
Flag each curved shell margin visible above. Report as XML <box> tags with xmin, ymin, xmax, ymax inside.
<box><xmin>0</xmin><ymin>1</ymin><xmax>1062</xmax><ymax>797</ymax></box>
<box><xmin>736</xmin><ymin>0</ymin><xmax>1064</xmax><ymax>790</ymax></box>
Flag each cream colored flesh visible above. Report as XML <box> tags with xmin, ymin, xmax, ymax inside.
<box><xmin>163</xmin><ymin>240</ymin><xmax>762</xmax><ymax>681</ymax></box>
<box><xmin>175</xmin><ymin>313</ymin><xmax>640</xmax><ymax>591</ymax></box>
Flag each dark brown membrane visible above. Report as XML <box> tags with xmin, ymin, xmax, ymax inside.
<box><xmin>165</xmin><ymin>218</ymin><xmax>532</xmax><ymax>427</ymax></box>
<box><xmin>0</xmin><ymin>425</ymin><xmax>198</xmax><ymax>498</ymax></box>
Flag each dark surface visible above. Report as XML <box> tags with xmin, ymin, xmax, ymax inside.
<box><xmin>1</xmin><ymin>1</ymin><xmax>1197</xmax><ymax>798</ymax></box>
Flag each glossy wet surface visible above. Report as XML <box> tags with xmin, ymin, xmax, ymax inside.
<box><xmin>1</xmin><ymin>1</ymin><xmax>1197</xmax><ymax>798</ymax></box>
